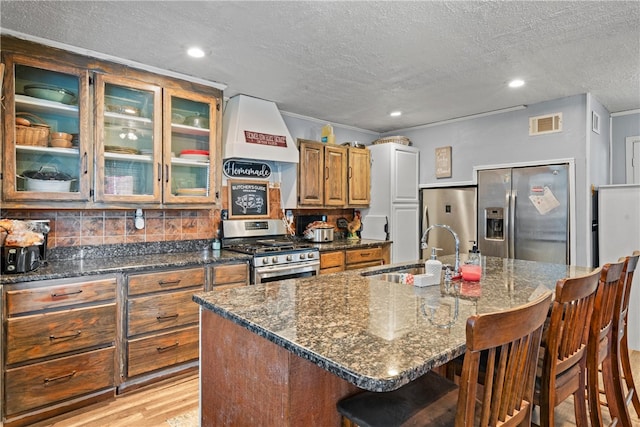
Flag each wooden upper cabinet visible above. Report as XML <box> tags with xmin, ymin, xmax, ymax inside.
<box><xmin>2</xmin><ymin>53</ymin><xmax>92</xmax><ymax>202</ymax></box>
<box><xmin>94</xmin><ymin>74</ymin><xmax>163</xmax><ymax>203</ymax></box>
<box><xmin>1</xmin><ymin>35</ymin><xmax>223</xmax><ymax>208</ymax></box>
<box><xmin>298</xmin><ymin>141</ymin><xmax>325</xmax><ymax>205</ymax></box>
<box><xmin>347</xmin><ymin>147</ymin><xmax>371</xmax><ymax>206</ymax></box>
<box><xmin>298</xmin><ymin>140</ymin><xmax>350</xmax><ymax>207</ymax></box>
<box><xmin>162</xmin><ymin>88</ymin><xmax>218</xmax><ymax>204</ymax></box>
<box><xmin>324</xmin><ymin>145</ymin><xmax>348</xmax><ymax>206</ymax></box>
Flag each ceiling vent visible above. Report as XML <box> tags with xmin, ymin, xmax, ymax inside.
<box><xmin>529</xmin><ymin>113</ymin><xmax>562</xmax><ymax>136</ymax></box>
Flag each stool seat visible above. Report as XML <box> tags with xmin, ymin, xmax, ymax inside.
<box><xmin>337</xmin><ymin>292</ymin><xmax>552</xmax><ymax>427</ymax></box>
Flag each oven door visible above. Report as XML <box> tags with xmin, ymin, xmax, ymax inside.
<box><xmin>253</xmin><ymin>260</ymin><xmax>320</xmax><ymax>284</ymax></box>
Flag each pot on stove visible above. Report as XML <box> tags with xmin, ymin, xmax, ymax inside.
<box><xmin>305</xmin><ymin>226</ymin><xmax>334</xmax><ymax>242</ymax></box>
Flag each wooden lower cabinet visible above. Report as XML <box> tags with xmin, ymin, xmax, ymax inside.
<box><xmin>210</xmin><ymin>262</ymin><xmax>249</xmax><ymax>290</ymax></box>
<box><xmin>119</xmin><ymin>266</ymin><xmax>205</xmax><ymax>393</ymax></box>
<box><xmin>127</xmin><ymin>326</ymin><xmax>199</xmax><ymax>377</ymax></box>
<box><xmin>5</xmin><ymin>347</ymin><xmax>115</xmax><ymax>415</ymax></box>
<box><xmin>319</xmin><ymin>244</ymin><xmax>390</xmax><ymax>274</ymax></box>
<box><xmin>320</xmin><ymin>250</ymin><xmax>345</xmax><ymax>274</ymax></box>
<box><xmin>2</xmin><ymin>276</ymin><xmax>118</xmax><ymax>427</ymax></box>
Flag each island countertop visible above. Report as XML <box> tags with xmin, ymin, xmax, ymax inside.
<box><xmin>193</xmin><ymin>255</ymin><xmax>593</xmax><ymax>393</ymax></box>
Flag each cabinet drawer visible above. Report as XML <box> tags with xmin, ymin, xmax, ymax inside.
<box><xmin>127</xmin><ymin>289</ymin><xmax>200</xmax><ymax>337</ymax></box>
<box><xmin>127</xmin><ymin>326</ymin><xmax>199</xmax><ymax>377</ymax></box>
<box><xmin>345</xmin><ymin>247</ymin><xmax>382</xmax><ymax>265</ymax></box>
<box><xmin>6</xmin><ymin>303</ymin><xmax>116</xmax><ymax>365</ymax></box>
<box><xmin>345</xmin><ymin>260</ymin><xmax>383</xmax><ymax>270</ymax></box>
<box><xmin>128</xmin><ymin>267</ymin><xmax>205</xmax><ymax>295</ymax></box>
<box><xmin>6</xmin><ymin>277</ymin><xmax>116</xmax><ymax>316</ymax></box>
<box><xmin>320</xmin><ymin>251</ymin><xmax>345</xmax><ymax>269</ymax></box>
<box><xmin>212</xmin><ymin>263</ymin><xmax>248</xmax><ymax>285</ymax></box>
<box><xmin>5</xmin><ymin>346</ymin><xmax>115</xmax><ymax>415</ymax></box>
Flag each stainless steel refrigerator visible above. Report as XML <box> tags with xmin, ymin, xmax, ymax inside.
<box><xmin>421</xmin><ymin>186</ymin><xmax>477</xmax><ymax>259</ymax></box>
<box><xmin>477</xmin><ymin>164</ymin><xmax>569</xmax><ymax>263</ymax></box>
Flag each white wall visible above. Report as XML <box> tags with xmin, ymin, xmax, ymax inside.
<box><xmin>279</xmin><ymin>95</ymin><xmax>635</xmax><ymax>268</ymax></box>
<box><xmin>612</xmin><ymin>112</ymin><xmax>640</xmax><ymax>184</ymax></box>
<box><xmin>384</xmin><ymin>95</ymin><xmax>591</xmax><ymax>266</ymax></box>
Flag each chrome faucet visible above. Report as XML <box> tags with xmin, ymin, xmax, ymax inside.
<box><xmin>421</xmin><ymin>224</ymin><xmax>460</xmax><ymax>274</ymax></box>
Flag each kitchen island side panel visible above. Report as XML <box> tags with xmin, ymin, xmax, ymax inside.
<box><xmin>200</xmin><ymin>309</ymin><xmax>358</xmax><ymax>426</ymax></box>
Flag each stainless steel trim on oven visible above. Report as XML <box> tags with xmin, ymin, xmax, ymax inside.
<box><xmin>253</xmin><ymin>259</ymin><xmax>320</xmax><ymax>284</ymax></box>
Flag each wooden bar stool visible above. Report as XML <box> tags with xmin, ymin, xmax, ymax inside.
<box><xmin>534</xmin><ymin>268</ymin><xmax>601</xmax><ymax>427</ymax></box>
<box><xmin>611</xmin><ymin>251</ymin><xmax>640</xmax><ymax>421</ymax></box>
<box><xmin>587</xmin><ymin>260</ymin><xmax>629</xmax><ymax>427</ymax></box>
<box><xmin>336</xmin><ymin>292</ymin><xmax>552</xmax><ymax>427</ymax></box>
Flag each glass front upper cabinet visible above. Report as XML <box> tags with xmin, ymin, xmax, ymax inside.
<box><xmin>3</xmin><ymin>55</ymin><xmax>91</xmax><ymax>201</ymax></box>
<box><xmin>94</xmin><ymin>74</ymin><xmax>162</xmax><ymax>202</ymax></box>
<box><xmin>162</xmin><ymin>88</ymin><xmax>217</xmax><ymax>204</ymax></box>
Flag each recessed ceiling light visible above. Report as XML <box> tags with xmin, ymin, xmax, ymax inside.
<box><xmin>390</xmin><ymin>111</ymin><xmax>402</xmax><ymax>117</ymax></box>
<box><xmin>508</xmin><ymin>79</ymin><xmax>525</xmax><ymax>88</ymax></box>
<box><xmin>187</xmin><ymin>47</ymin><xmax>205</xmax><ymax>58</ymax></box>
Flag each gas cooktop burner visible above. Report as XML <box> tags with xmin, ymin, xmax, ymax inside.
<box><xmin>225</xmin><ymin>239</ymin><xmax>314</xmax><ymax>255</ymax></box>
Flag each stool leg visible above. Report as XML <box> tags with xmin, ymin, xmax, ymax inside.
<box><xmin>603</xmin><ymin>342</ymin><xmax>631</xmax><ymax>427</ymax></box>
<box><xmin>574</xmin><ymin>360</ymin><xmax>590</xmax><ymax>426</ymax></box>
<box><xmin>620</xmin><ymin>324</ymin><xmax>640</xmax><ymax>417</ymax></box>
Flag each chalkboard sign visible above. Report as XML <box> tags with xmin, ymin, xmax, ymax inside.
<box><xmin>228</xmin><ymin>180</ymin><xmax>270</xmax><ymax>218</ymax></box>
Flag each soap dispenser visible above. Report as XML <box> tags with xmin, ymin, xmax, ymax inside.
<box><xmin>424</xmin><ymin>247</ymin><xmax>443</xmax><ymax>285</ymax></box>
<box><xmin>461</xmin><ymin>240</ymin><xmax>482</xmax><ymax>281</ymax></box>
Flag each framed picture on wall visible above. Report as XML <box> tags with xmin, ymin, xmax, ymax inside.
<box><xmin>228</xmin><ymin>180</ymin><xmax>270</xmax><ymax>219</ymax></box>
<box><xmin>435</xmin><ymin>146</ymin><xmax>452</xmax><ymax>178</ymax></box>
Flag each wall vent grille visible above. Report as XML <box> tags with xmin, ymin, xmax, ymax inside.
<box><xmin>529</xmin><ymin>113</ymin><xmax>562</xmax><ymax>135</ymax></box>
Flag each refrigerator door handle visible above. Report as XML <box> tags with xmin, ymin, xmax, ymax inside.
<box><xmin>509</xmin><ymin>189</ymin><xmax>517</xmax><ymax>258</ymax></box>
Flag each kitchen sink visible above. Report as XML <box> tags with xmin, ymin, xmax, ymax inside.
<box><xmin>370</xmin><ymin>267</ymin><xmax>426</xmax><ymax>283</ymax></box>
<box><xmin>361</xmin><ymin>264</ymin><xmax>427</xmax><ymax>282</ymax></box>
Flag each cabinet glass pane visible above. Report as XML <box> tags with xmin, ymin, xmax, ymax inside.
<box><xmin>170</xmin><ymin>96</ymin><xmax>210</xmax><ymax>198</ymax></box>
<box><xmin>14</xmin><ymin>65</ymin><xmax>81</xmax><ymax>193</ymax></box>
<box><xmin>102</xmin><ymin>83</ymin><xmax>155</xmax><ymax>196</ymax></box>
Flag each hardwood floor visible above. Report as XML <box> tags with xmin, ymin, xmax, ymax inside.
<box><xmin>30</xmin><ymin>374</ymin><xmax>198</xmax><ymax>427</ymax></box>
<box><xmin>27</xmin><ymin>352</ymin><xmax>640</xmax><ymax>426</ymax></box>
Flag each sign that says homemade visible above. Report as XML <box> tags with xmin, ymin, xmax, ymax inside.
<box><xmin>244</xmin><ymin>131</ymin><xmax>287</xmax><ymax>147</ymax></box>
<box><xmin>223</xmin><ymin>159</ymin><xmax>271</xmax><ymax>179</ymax></box>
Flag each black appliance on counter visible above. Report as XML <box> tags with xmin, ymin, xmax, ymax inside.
<box><xmin>295</xmin><ymin>214</ymin><xmax>327</xmax><ymax>236</ymax></box>
<box><xmin>222</xmin><ymin>219</ymin><xmax>319</xmax><ymax>284</ymax></box>
<box><xmin>1</xmin><ymin>219</ymin><xmax>50</xmax><ymax>274</ymax></box>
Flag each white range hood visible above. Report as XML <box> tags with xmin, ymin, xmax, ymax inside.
<box><xmin>223</xmin><ymin>94</ymin><xmax>299</xmax><ymax>163</ymax></box>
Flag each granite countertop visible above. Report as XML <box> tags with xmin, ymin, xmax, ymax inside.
<box><xmin>310</xmin><ymin>239</ymin><xmax>391</xmax><ymax>251</ymax></box>
<box><xmin>193</xmin><ymin>255</ymin><xmax>594</xmax><ymax>392</ymax></box>
<box><xmin>0</xmin><ymin>240</ymin><xmax>252</xmax><ymax>284</ymax></box>
<box><xmin>0</xmin><ymin>238</ymin><xmax>389</xmax><ymax>285</ymax></box>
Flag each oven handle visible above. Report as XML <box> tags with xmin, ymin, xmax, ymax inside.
<box><xmin>254</xmin><ymin>261</ymin><xmax>319</xmax><ymax>280</ymax></box>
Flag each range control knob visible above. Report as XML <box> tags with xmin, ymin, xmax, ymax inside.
<box><xmin>262</xmin><ymin>258</ymin><xmax>269</xmax><ymax>265</ymax></box>
<box><xmin>272</xmin><ymin>256</ymin><xmax>278</xmax><ymax>264</ymax></box>
<box><xmin>300</xmin><ymin>253</ymin><xmax>306</xmax><ymax>260</ymax></box>
<box><xmin>286</xmin><ymin>255</ymin><xmax>293</xmax><ymax>261</ymax></box>
<box><xmin>307</xmin><ymin>252</ymin><xmax>315</xmax><ymax>259</ymax></box>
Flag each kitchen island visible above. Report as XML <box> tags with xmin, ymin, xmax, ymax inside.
<box><xmin>193</xmin><ymin>256</ymin><xmax>593</xmax><ymax>426</ymax></box>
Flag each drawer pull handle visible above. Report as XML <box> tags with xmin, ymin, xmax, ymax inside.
<box><xmin>158</xmin><ymin>280</ymin><xmax>181</xmax><ymax>286</ymax></box>
<box><xmin>51</xmin><ymin>290</ymin><xmax>83</xmax><ymax>298</ymax></box>
<box><xmin>156</xmin><ymin>313</ymin><xmax>179</xmax><ymax>321</ymax></box>
<box><xmin>44</xmin><ymin>370</ymin><xmax>76</xmax><ymax>385</ymax></box>
<box><xmin>360</xmin><ymin>252</ymin><xmax>372</xmax><ymax>257</ymax></box>
<box><xmin>157</xmin><ymin>341</ymin><xmax>179</xmax><ymax>352</ymax></box>
<box><xmin>50</xmin><ymin>330</ymin><xmax>82</xmax><ymax>340</ymax></box>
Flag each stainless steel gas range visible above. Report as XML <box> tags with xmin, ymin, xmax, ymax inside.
<box><xmin>222</xmin><ymin>219</ymin><xmax>320</xmax><ymax>284</ymax></box>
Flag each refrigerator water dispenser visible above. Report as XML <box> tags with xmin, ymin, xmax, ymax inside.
<box><xmin>484</xmin><ymin>208</ymin><xmax>504</xmax><ymax>240</ymax></box>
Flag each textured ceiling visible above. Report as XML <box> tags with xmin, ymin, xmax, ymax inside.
<box><xmin>1</xmin><ymin>1</ymin><xmax>639</xmax><ymax>133</ymax></box>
